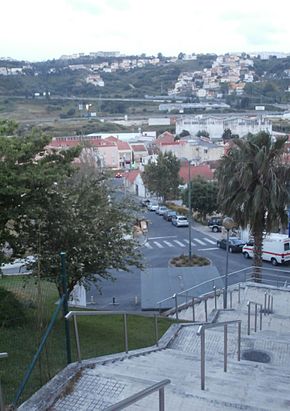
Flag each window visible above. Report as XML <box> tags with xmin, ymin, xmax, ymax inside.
<box><xmin>284</xmin><ymin>243</ymin><xmax>290</xmax><ymax>251</ymax></box>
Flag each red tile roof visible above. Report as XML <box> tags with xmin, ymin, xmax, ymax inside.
<box><xmin>124</xmin><ymin>170</ymin><xmax>140</xmax><ymax>183</ymax></box>
<box><xmin>130</xmin><ymin>144</ymin><xmax>147</xmax><ymax>152</ymax></box>
<box><xmin>104</xmin><ymin>136</ymin><xmax>131</xmax><ymax>150</ymax></box>
<box><xmin>48</xmin><ymin>139</ymin><xmax>116</xmax><ymax>148</ymax></box>
<box><xmin>156</xmin><ymin>131</ymin><xmax>175</xmax><ymax>145</ymax></box>
<box><xmin>179</xmin><ymin>164</ymin><xmax>214</xmax><ymax>183</ymax></box>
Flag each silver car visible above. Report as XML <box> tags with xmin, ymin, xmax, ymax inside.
<box><xmin>172</xmin><ymin>215</ymin><xmax>189</xmax><ymax>227</ymax></box>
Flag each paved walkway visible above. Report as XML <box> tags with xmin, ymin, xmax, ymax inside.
<box><xmin>19</xmin><ymin>283</ymin><xmax>290</xmax><ymax>411</ymax></box>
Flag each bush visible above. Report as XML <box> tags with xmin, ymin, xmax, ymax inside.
<box><xmin>0</xmin><ymin>286</ymin><xmax>26</xmax><ymax>328</ymax></box>
<box><xmin>170</xmin><ymin>254</ymin><xmax>210</xmax><ymax>267</ymax></box>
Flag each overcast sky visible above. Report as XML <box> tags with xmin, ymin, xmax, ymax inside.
<box><xmin>2</xmin><ymin>0</ymin><xmax>290</xmax><ymax>62</ymax></box>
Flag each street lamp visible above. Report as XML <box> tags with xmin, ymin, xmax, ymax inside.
<box><xmin>188</xmin><ymin>161</ymin><xmax>192</xmax><ymax>259</ymax></box>
<box><xmin>223</xmin><ymin>217</ymin><xmax>235</xmax><ymax>309</ymax></box>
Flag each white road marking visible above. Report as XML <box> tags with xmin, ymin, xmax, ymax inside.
<box><xmin>163</xmin><ymin>241</ymin><xmax>174</xmax><ymax>247</ymax></box>
<box><xmin>153</xmin><ymin>241</ymin><xmax>164</xmax><ymax>248</ymax></box>
<box><xmin>148</xmin><ymin>236</ymin><xmax>177</xmax><ymax>240</ymax></box>
<box><xmin>144</xmin><ymin>243</ymin><xmax>153</xmax><ymax>249</ymax></box>
<box><xmin>203</xmin><ymin>238</ymin><xmax>216</xmax><ymax>244</ymax></box>
<box><xmin>193</xmin><ymin>238</ymin><xmax>207</xmax><ymax>245</ymax></box>
<box><xmin>184</xmin><ymin>239</ymin><xmax>197</xmax><ymax>247</ymax></box>
<box><xmin>198</xmin><ymin>247</ymin><xmax>219</xmax><ymax>251</ymax></box>
<box><xmin>173</xmin><ymin>240</ymin><xmax>186</xmax><ymax>247</ymax></box>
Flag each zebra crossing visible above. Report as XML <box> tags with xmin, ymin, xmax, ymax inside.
<box><xmin>144</xmin><ymin>236</ymin><xmax>217</xmax><ymax>250</ymax></box>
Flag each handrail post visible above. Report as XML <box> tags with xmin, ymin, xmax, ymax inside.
<box><xmin>224</xmin><ymin>324</ymin><xmax>228</xmax><ymax>372</ymax></box>
<box><xmin>200</xmin><ymin>328</ymin><xmax>205</xmax><ymax>390</ymax></box>
<box><xmin>254</xmin><ymin>303</ymin><xmax>258</xmax><ymax>332</ymax></box>
<box><xmin>264</xmin><ymin>293</ymin><xmax>267</xmax><ymax>315</ymax></box>
<box><xmin>174</xmin><ymin>294</ymin><xmax>179</xmax><ymax>321</ymax></box>
<box><xmin>73</xmin><ymin>314</ymin><xmax>82</xmax><ymax>363</ymax></box>
<box><xmin>123</xmin><ymin>313</ymin><xmax>128</xmax><ymax>354</ymax></box>
<box><xmin>159</xmin><ymin>386</ymin><xmax>165</xmax><ymax>411</ymax></box>
<box><xmin>0</xmin><ymin>353</ymin><xmax>8</xmax><ymax>411</ymax></box>
<box><xmin>247</xmin><ymin>302</ymin><xmax>251</xmax><ymax>335</ymax></box>
<box><xmin>267</xmin><ymin>294</ymin><xmax>271</xmax><ymax>314</ymax></box>
<box><xmin>271</xmin><ymin>296</ymin><xmax>273</xmax><ymax>313</ymax></box>
<box><xmin>60</xmin><ymin>252</ymin><xmax>72</xmax><ymax>364</ymax></box>
<box><xmin>204</xmin><ymin>299</ymin><xmax>208</xmax><ymax>322</ymax></box>
<box><xmin>259</xmin><ymin>306</ymin><xmax>263</xmax><ymax>331</ymax></box>
<box><xmin>154</xmin><ymin>315</ymin><xmax>159</xmax><ymax>347</ymax></box>
<box><xmin>213</xmin><ymin>286</ymin><xmax>217</xmax><ymax>309</ymax></box>
<box><xmin>237</xmin><ymin>322</ymin><xmax>241</xmax><ymax>361</ymax></box>
<box><xmin>238</xmin><ymin>283</ymin><xmax>241</xmax><ymax>304</ymax></box>
<box><xmin>230</xmin><ymin>291</ymin><xmax>233</xmax><ymax>309</ymax></box>
<box><xmin>192</xmin><ymin>297</ymin><xmax>195</xmax><ymax>322</ymax></box>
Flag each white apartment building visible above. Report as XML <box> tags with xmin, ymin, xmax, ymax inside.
<box><xmin>176</xmin><ymin>115</ymin><xmax>272</xmax><ymax>140</ymax></box>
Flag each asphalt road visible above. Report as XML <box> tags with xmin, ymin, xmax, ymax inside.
<box><xmin>86</xmin><ymin>208</ymin><xmax>290</xmax><ymax>311</ymax></box>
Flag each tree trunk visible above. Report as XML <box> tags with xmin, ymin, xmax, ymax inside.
<box><xmin>252</xmin><ymin>227</ymin><xmax>263</xmax><ymax>282</ymax></box>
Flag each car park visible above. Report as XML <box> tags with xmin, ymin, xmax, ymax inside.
<box><xmin>217</xmin><ymin>237</ymin><xmax>246</xmax><ymax>253</ymax></box>
<box><xmin>163</xmin><ymin>210</ymin><xmax>177</xmax><ymax>221</ymax></box>
<box><xmin>172</xmin><ymin>215</ymin><xmax>189</xmax><ymax>227</ymax></box>
<box><xmin>208</xmin><ymin>216</ymin><xmax>223</xmax><ymax>232</ymax></box>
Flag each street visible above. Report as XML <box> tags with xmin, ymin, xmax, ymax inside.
<box><xmin>87</xmin><ymin>208</ymin><xmax>284</xmax><ymax>311</ymax></box>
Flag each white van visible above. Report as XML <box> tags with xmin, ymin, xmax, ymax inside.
<box><xmin>242</xmin><ymin>233</ymin><xmax>290</xmax><ymax>266</ymax></box>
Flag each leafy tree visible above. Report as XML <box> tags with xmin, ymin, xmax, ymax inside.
<box><xmin>182</xmin><ymin>177</ymin><xmax>218</xmax><ymax>220</ymax></box>
<box><xmin>14</xmin><ymin>166</ymin><xmax>144</xmax><ymax>295</ymax></box>
<box><xmin>142</xmin><ymin>152</ymin><xmax>181</xmax><ymax>201</ymax></box>
<box><xmin>222</xmin><ymin>128</ymin><xmax>232</xmax><ymax>141</ymax></box>
<box><xmin>196</xmin><ymin>130</ymin><xmax>209</xmax><ymax>138</ymax></box>
<box><xmin>216</xmin><ymin>132</ymin><xmax>290</xmax><ymax>279</ymax></box>
<box><xmin>0</xmin><ymin>131</ymin><xmax>80</xmax><ymax>267</ymax></box>
<box><xmin>178</xmin><ymin>129</ymin><xmax>190</xmax><ymax>138</ymax></box>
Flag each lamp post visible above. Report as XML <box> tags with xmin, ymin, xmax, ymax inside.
<box><xmin>223</xmin><ymin>217</ymin><xmax>235</xmax><ymax>309</ymax></box>
<box><xmin>188</xmin><ymin>161</ymin><xmax>192</xmax><ymax>259</ymax></box>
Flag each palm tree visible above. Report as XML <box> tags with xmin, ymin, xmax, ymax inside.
<box><xmin>216</xmin><ymin>132</ymin><xmax>290</xmax><ymax>280</ymax></box>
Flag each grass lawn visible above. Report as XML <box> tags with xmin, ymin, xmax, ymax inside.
<box><xmin>0</xmin><ymin>276</ymin><xmax>174</xmax><ymax>408</ymax></box>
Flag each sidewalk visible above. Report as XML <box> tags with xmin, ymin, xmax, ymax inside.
<box><xmin>191</xmin><ymin>220</ymin><xmax>222</xmax><ymax>240</ymax></box>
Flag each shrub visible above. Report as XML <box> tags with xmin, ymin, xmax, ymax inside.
<box><xmin>170</xmin><ymin>254</ymin><xmax>210</xmax><ymax>267</ymax></box>
<box><xmin>0</xmin><ymin>286</ymin><xmax>26</xmax><ymax>328</ymax></box>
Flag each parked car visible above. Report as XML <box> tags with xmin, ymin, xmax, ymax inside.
<box><xmin>172</xmin><ymin>215</ymin><xmax>189</xmax><ymax>227</ymax></box>
<box><xmin>147</xmin><ymin>202</ymin><xmax>159</xmax><ymax>211</ymax></box>
<box><xmin>208</xmin><ymin>216</ymin><xmax>223</xmax><ymax>232</ymax></box>
<box><xmin>217</xmin><ymin>237</ymin><xmax>246</xmax><ymax>253</ymax></box>
<box><xmin>156</xmin><ymin>206</ymin><xmax>168</xmax><ymax>215</ymax></box>
<box><xmin>140</xmin><ymin>199</ymin><xmax>150</xmax><ymax>208</ymax></box>
<box><xmin>163</xmin><ymin>210</ymin><xmax>177</xmax><ymax>221</ymax></box>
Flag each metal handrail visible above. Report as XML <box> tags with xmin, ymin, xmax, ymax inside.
<box><xmin>157</xmin><ymin>265</ymin><xmax>289</xmax><ymax>316</ymax></box>
<box><xmin>0</xmin><ymin>353</ymin><xmax>8</xmax><ymax>411</ymax></box>
<box><xmin>247</xmin><ymin>301</ymin><xmax>263</xmax><ymax>335</ymax></box>
<box><xmin>66</xmin><ymin>310</ymin><xmax>161</xmax><ymax>363</ymax></box>
<box><xmin>197</xmin><ymin>320</ymin><xmax>241</xmax><ymax>390</ymax></box>
<box><xmin>104</xmin><ymin>379</ymin><xmax>171</xmax><ymax>411</ymax></box>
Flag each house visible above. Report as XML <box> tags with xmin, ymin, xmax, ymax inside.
<box><xmin>179</xmin><ymin>163</ymin><xmax>214</xmax><ymax>184</ymax></box>
<box><xmin>123</xmin><ymin>170</ymin><xmax>146</xmax><ymax>197</ymax></box>
<box><xmin>104</xmin><ymin>136</ymin><xmax>132</xmax><ymax>168</ymax></box>
<box><xmin>129</xmin><ymin>144</ymin><xmax>148</xmax><ymax>165</ymax></box>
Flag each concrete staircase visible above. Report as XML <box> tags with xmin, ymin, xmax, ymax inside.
<box><xmin>19</xmin><ymin>284</ymin><xmax>290</xmax><ymax>411</ymax></box>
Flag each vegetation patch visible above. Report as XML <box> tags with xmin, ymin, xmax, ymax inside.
<box><xmin>170</xmin><ymin>254</ymin><xmax>210</xmax><ymax>267</ymax></box>
<box><xmin>0</xmin><ymin>286</ymin><xmax>26</xmax><ymax>328</ymax></box>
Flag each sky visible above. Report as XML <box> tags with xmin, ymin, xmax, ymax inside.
<box><xmin>1</xmin><ymin>0</ymin><xmax>290</xmax><ymax>62</ymax></box>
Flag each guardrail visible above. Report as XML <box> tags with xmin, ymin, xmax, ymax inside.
<box><xmin>104</xmin><ymin>379</ymin><xmax>171</xmax><ymax>411</ymax></box>
<box><xmin>65</xmin><ymin>310</ymin><xmax>161</xmax><ymax>363</ymax></box>
<box><xmin>157</xmin><ymin>266</ymin><xmax>289</xmax><ymax>320</ymax></box>
<box><xmin>197</xmin><ymin>320</ymin><xmax>241</xmax><ymax>390</ymax></box>
<box><xmin>247</xmin><ymin>301</ymin><xmax>263</xmax><ymax>335</ymax></box>
<box><xmin>0</xmin><ymin>353</ymin><xmax>8</xmax><ymax>411</ymax></box>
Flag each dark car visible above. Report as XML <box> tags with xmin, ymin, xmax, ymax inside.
<box><xmin>163</xmin><ymin>210</ymin><xmax>177</xmax><ymax>221</ymax></box>
<box><xmin>217</xmin><ymin>237</ymin><xmax>246</xmax><ymax>253</ymax></box>
<box><xmin>208</xmin><ymin>217</ymin><xmax>223</xmax><ymax>232</ymax></box>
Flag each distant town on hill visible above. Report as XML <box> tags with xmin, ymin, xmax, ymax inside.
<box><xmin>0</xmin><ymin>51</ymin><xmax>290</xmax><ymax>111</ymax></box>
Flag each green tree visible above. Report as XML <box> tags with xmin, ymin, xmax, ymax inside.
<box><xmin>0</xmin><ymin>132</ymin><xmax>80</xmax><ymax>266</ymax></box>
<box><xmin>14</xmin><ymin>166</ymin><xmax>143</xmax><ymax>295</ymax></box>
<box><xmin>216</xmin><ymin>132</ymin><xmax>290</xmax><ymax>279</ymax></box>
<box><xmin>196</xmin><ymin>130</ymin><xmax>209</xmax><ymax>138</ymax></box>
<box><xmin>182</xmin><ymin>177</ymin><xmax>218</xmax><ymax>220</ymax></box>
<box><xmin>142</xmin><ymin>152</ymin><xmax>181</xmax><ymax>201</ymax></box>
